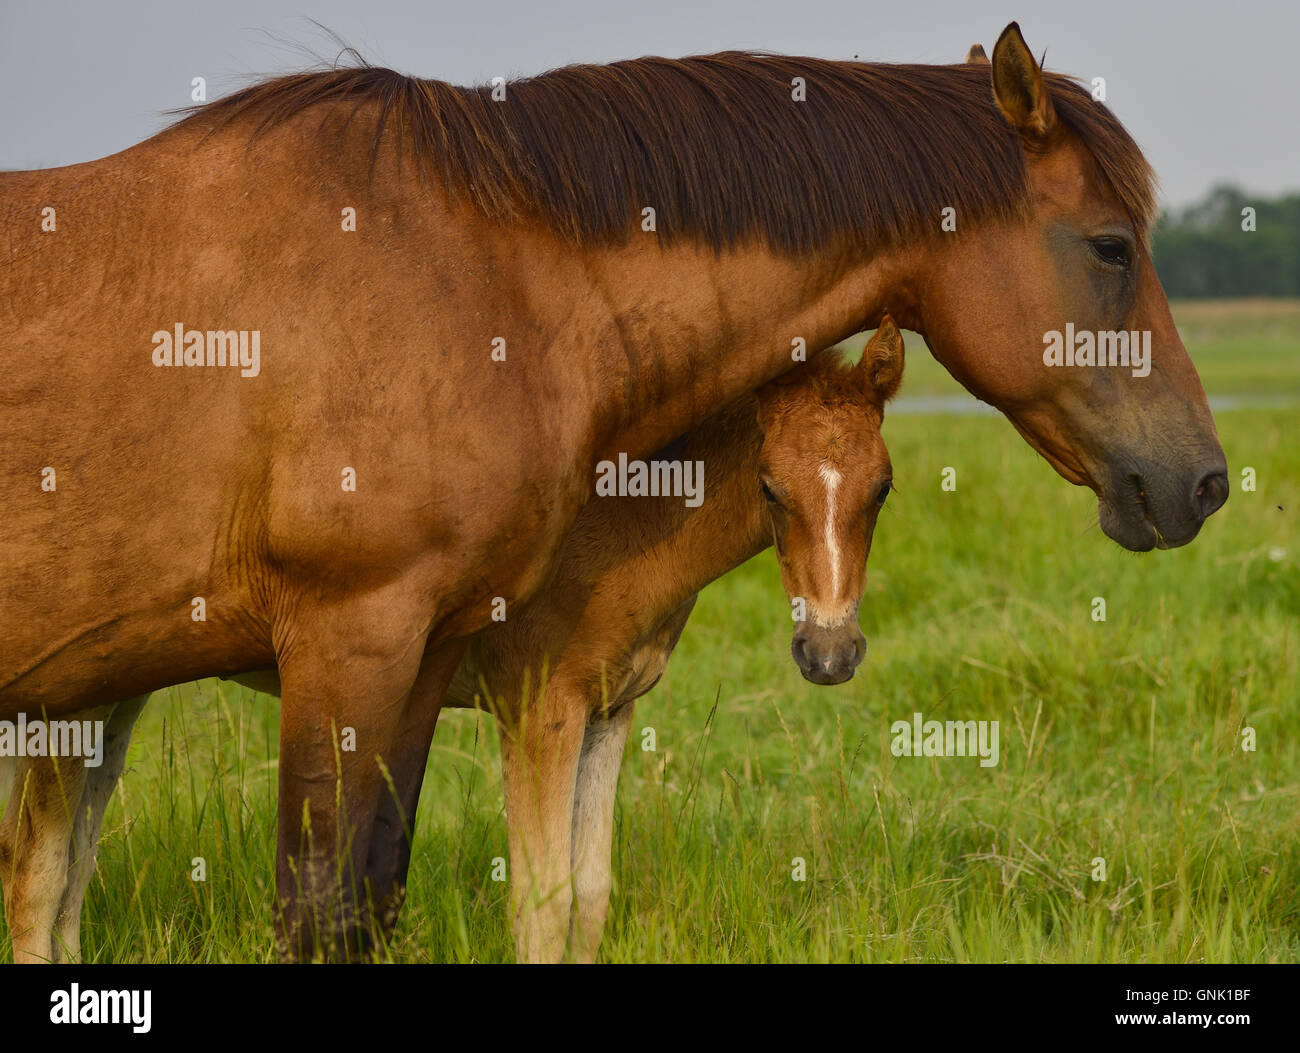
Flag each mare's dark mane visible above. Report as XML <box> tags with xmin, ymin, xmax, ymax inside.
<box><xmin>180</xmin><ymin>52</ymin><xmax>1155</xmax><ymax>253</ymax></box>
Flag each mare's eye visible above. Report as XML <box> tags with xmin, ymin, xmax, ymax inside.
<box><xmin>877</xmin><ymin>481</ymin><xmax>891</xmax><ymax>505</ymax></box>
<box><xmin>1090</xmin><ymin>237</ymin><xmax>1132</xmax><ymax>268</ymax></box>
<box><xmin>760</xmin><ymin>479</ymin><xmax>778</xmax><ymax>503</ymax></box>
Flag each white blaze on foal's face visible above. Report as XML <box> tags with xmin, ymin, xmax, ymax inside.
<box><xmin>758</xmin><ymin>410</ymin><xmax>887</xmax><ymax>629</ymax></box>
<box><xmin>755</xmin><ymin>317</ymin><xmax>905</xmax><ymax>684</ymax></box>
<box><xmin>814</xmin><ymin>463</ymin><xmax>852</xmax><ymax>627</ymax></box>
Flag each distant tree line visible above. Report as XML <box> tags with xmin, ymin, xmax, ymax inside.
<box><xmin>1152</xmin><ymin>185</ymin><xmax>1300</xmax><ymax>298</ymax></box>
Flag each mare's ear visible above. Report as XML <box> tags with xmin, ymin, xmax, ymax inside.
<box><xmin>965</xmin><ymin>43</ymin><xmax>989</xmax><ymax>64</ymax></box>
<box><xmin>991</xmin><ymin>22</ymin><xmax>1057</xmax><ymax>142</ymax></box>
<box><xmin>858</xmin><ymin>314</ymin><xmax>904</xmax><ymax>403</ymax></box>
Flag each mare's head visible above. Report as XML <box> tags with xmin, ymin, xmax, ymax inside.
<box><xmin>756</xmin><ymin>318</ymin><xmax>904</xmax><ymax>685</ymax></box>
<box><xmin>913</xmin><ymin>23</ymin><xmax>1227</xmax><ymax>550</ymax></box>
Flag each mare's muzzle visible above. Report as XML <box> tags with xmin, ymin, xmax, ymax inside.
<box><xmin>1099</xmin><ymin>455</ymin><xmax>1229</xmax><ymax>552</ymax></box>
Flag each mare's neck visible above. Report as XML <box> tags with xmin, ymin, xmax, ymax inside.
<box><xmin>573</xmin><ymin>239</ymin><xmax>916</xmax><ymax>463</ymax></box>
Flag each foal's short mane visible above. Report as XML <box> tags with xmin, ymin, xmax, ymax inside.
<box><xmin>179</xmin><ymin>52</ymin><xmax>1155</xmax><ymax>254</ymax></box>
<box><xmin>766</xmin><ymin>350</ymin><xmax>877</xmax><ymax>409</ymax></box>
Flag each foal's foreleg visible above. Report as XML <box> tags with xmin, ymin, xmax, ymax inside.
<box><xmin>567</xmin><ymin>700</ymin><xmax>634</xmax><ymax>963</ymax></box>
<box><xmin>498</xmin><ymin>676</ymin><xmax>587</xmax><ymax>963</ymax></box>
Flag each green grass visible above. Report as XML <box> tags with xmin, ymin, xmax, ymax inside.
<box><xmin>4</xmin><ymin>303</ymin><xmax>1297</xmax><ymax>963</ymax></box>
<box><xmin>1169</xmin><ymin>300</ymin><xmax>1300</xmax><ymax>398</ymax></box>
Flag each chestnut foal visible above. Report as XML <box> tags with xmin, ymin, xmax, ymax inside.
<box><xmin>0</xmin><ymin>321</ymin><xmax>901</xmax><ymax>963</ymax></box>
<box><xmin>449</xmin><ymin>320</ymin><xmax>904</xmax><ymax>961</ymax></box>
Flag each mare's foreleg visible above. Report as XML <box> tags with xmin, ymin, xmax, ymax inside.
<box><xmin>360</xmin><ymin>637</ymin><xmax>464</xmax><ymax>943</ymax></box>
<box><xmin>272</xmin><ymin>588</ymin><xmax>445</xmax><ymax>962</ymax></box>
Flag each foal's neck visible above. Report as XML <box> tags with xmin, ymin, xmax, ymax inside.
<box><xmin>572</xmin><ymin>394</ymin><xmax>770</xmax><ymax>607</ymax></box>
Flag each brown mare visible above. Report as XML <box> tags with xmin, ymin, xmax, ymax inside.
<box><xmin>0</xmin><ymin>24</ymin><xmax>1227</xmax><ymax>960</ymax></box>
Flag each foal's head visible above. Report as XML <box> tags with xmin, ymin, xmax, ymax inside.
<box><xmin>756</xmin><ymin>318</ymin><xmax>904</xmax><ymax>685</ymax></box>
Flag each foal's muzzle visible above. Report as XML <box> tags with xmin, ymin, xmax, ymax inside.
<box><xmin>791</xmin><ymin>621</ymin><xmax>866</xmax><ymax>685</ymax></box>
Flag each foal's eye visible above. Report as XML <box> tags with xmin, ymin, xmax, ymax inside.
<box><xmin>760</xmin><ymin>479</ymin><xmax>778</xmax><ymax>503</ymax></box>
<box><xmin>1090</xmin><ymin>237</ymin><xmax>1132</xmax><ymax>269</ymax></box>
<box><xmin>877</xmin><ymin>481</ymin><xmax>891</xmax><ymax>505</ymax></box>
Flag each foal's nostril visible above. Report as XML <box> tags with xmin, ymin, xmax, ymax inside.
<box><xmin>1194</xmin><ymin>471</ymin><xmax>1229</xmax><ymax>520</ymax></box>
<box><xmin>791</xmin><ymin>635</ymin><xmax>811</xmax><ymax>672</ymax></box>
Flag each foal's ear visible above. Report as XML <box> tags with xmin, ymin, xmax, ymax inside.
<box><xmin>991</xmin><ymin>22</ymin><xmax>1057</xmax><ymax>141</ymax></box>
<box><xmin>965</xmin><ymin>43</ymin><xmax>989</xmax><ymax>64</ymax></box>
<box><xmin>859</xmin><ymin>315</ymin><xmax>904</xmax><ymax>403</ymax></box>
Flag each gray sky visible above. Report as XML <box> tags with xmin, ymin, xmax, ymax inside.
<box><xmin>1</xmin><ymin>0</ymin><xmax>1294</xmax><ymax>209</ymax></box>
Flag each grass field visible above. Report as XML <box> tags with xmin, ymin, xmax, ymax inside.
<box><xmin>5</xmin><ymin>300</ymin><xmax>1297</xmax><ymax>963</ymax></box>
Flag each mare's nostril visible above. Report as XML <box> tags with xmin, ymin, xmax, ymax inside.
<box><xmin>1194</xmin><ymin>471</ymin><xmax>1229</xmax><ymax>520</ymax></box>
